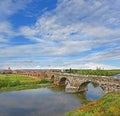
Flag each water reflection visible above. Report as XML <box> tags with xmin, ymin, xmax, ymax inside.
<box><xmin>0</xmin><ymin>88</ymin><xmax>81</xmax><ymax>116</ymax></box>
<box><xmin>51</xmin><ymin>86</ymin><xmax>90</xmax><ymax>105</ymax></box>
<box><xmin>0</xmin><ymin>83</ymin><xmax>104</xmax><ymax>116</ymax></box>
<box><xmin>86</xmin><ymin>83</ymin><xmax>105</xmax><ymax>100</ymax></box>
<box><xmin>113</xmin><ymin>74</ymin><xmax>120</xmax><ymax>78</ymax></box>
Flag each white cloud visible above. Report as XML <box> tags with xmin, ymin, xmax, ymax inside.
<box><xmin>0</xmin><ymin>37</ymin><xmax>8</xmax><ymax>42</ymax></box>
<box><xmin>20</xmin><ymin>0</ymin><xmax>120</xmax><ymax>42</ymax></box>
<box><xmin>0</xmin><ymin>21</ymin><xmax>15</xmax><ymax>42</ymax></box>
<box><xmin>35</xmin><ymin>62</ymin><xmax>119</xmax><ymax>70</ymax></box>
<box><xmin>0</xmin><ymin>22</ymin><xmax>13</xmax><ymax>34</ymax></box>
<box><xmin>83</xmin><ymin>63</ymin><xmax>119</xmax><ymax>70</ymax></box>
<box><xmin>0</xmin><ymin>0</ymin><xmax>33</xmax><ymax>43</ymax></box>
<box><xmin>86</xmin><ymin>46</ymin><xmax>120</xmax><ymax>61</ymax></box>
<box><xmin>0</xmin><ymin>0</ymin><xmax>32</xmax><ymax>20</ymax></box>
<box><xmin>82</xmin><ymin>25</ymin><xmax>120</xmax><ymax>38</ymax></box>
<box><xmin>0</xmin><ymin>0</ymin><xmax>120</xmax><ymax>69</ymax></box>
<box><xmin>20</xmin><ymin>26</ymin><xmax>38</xmax><ymax>37</ymax></box>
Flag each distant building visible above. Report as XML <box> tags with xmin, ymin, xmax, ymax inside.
<box><xmin>2</xmin><ymin>67</ymin><xmax>13</xmax><ymax>74</ymax></box>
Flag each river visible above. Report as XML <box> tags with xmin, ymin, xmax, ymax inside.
<box><xmin>0</xmin><ymin>83</ymin><xmax>104</xmax><ymax>116</ymax></box>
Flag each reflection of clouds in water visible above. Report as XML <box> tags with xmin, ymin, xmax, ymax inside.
<box><xmin>0</xmin><ymin>88</ymin><xmax>81</xmax><ymax>116</ymax></box>
<box><xmin>0</xmin><ymin>108</ymin><xmax>9</xmax><ymax>116</ymax></box>
<box><xmin>86</xmin><ymin>83</ymin><xmax>105</xmax><ymax>100</ymax></box>
<box><xmin>0</xmin><ymin>86</ymin><xmax>104</xmax><ymax>116</ymax></box>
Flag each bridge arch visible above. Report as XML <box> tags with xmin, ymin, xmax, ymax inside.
<box><xmin>78</xmin><ymin>81</ymin><xmax>104</xmax><ymax>92</ymax></box>
<box><xmin>52</xmin><ymin>73</ymin><xmax>120</xmax><ymax>93</ymax></box>
<box><xmin>59</xmin><ymin>77</ymin><xmax>70</xmax><ymax>86</ymax></box>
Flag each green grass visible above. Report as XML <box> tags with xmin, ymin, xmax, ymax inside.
<box><xmin>66</xmin><ymin>93</ymin><xmax>120</xmax><ymax>116</ymax></box>
<box><xmin>65</xmin><ymin>69</ymin><xmax>120</xmax><ymax>76</ymax></box>
<box><xmin>0</xmin><ymin>74</ymin><xmax>51</xmax><ymax>91</ymax></box>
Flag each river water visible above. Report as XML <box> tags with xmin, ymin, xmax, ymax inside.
<box><xmin>0</xmin><ymin>83</ymin><xmax>104</xmax><ymax>116</ymax></box>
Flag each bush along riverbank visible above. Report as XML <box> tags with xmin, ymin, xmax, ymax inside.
<box><xmin>0</xmin><ymin>74</ymin><xmax>51</xmax><ymax>92</ymax></box>
<box><xmin>66</xmin><ymin>92</ymin><xmax>120</xmax><ymax>116</ymax></box>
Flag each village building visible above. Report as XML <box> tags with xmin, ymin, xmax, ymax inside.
<box><xmin>2</xmin><ymin>67</ymin><xmax>13</xmax><ymax>74</ymax></box>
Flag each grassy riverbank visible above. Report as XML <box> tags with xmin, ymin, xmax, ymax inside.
<box><xmin>0</xmin><ymin>74</ymin><xmax>51</xmax><ymax>92</ymax></box>
<box><xmin>66</xmin><ymin>92</ymin><xmax>120</xmax><ymax>116</ymax></box>
<box><xmin>65</xmin><ymin>69</ymin><xmax>120</xmax><ymax>76</ymax></box>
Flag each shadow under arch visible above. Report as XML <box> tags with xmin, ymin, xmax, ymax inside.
<box><xmin>51</xmin><ymin>75</ymin><xmax>55</xmax><ymax>82</ymax></box>
<box><xmin>78</xmin><ymin>81</ymin><xmax>103</xmax><ymax>92</ymax></box>
<box><xmin>59</xmin><ymin>77</ymin><xmax>70</xmax><ymax>86</ymax></box>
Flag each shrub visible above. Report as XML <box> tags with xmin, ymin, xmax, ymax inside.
<box><xmin>0</xmin><ymin>79</ymin><xmax>9</xmax><ymax>88</ymax></box>
<box><xmin>9</xmin><ymin>80</ymin><xmax>20</xmax><ymax>87</ymax></box>
<box><xmin>39</xmin><ymin>79</ymin><xmax>49</xmax><ymax>84</ymax></box>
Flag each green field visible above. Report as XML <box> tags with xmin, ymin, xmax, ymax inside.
<box><xmin>0</xmin><ymin>74</ymin><xmax>50</xmax><ymax>91</ymax></box>
<box><xmin>66</xmin><ymin>93</ymin><xmax>120</xmax><ymax>116</ymax></box>
<box><xmin>65</xmin><ymin>69</ymin><xmax>120</xmax><ymax>76</ymax></box>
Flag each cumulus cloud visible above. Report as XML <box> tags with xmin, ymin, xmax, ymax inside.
<box><xmin>0</xmin><ymin>0</ymin><xmax>120</xmax><ymax>69</ymax></box>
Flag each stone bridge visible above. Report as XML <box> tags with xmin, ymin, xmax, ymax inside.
<box><xmin>15</xmin><ymin>70</ymin><xmax>120</xmax><ymax>93</ymax></box>
<box><xmin>52</xmin><ymin>73</ymin><xmax>120</xmax><ymax>93</ymax></box>
<box><xmin>16</xmin><ymin>70</ymin><xmax>53</xmax><ymax>80</ymax></box>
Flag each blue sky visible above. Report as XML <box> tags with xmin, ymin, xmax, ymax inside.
<box><xmin>0</xmin><ymin>0</ymin><xmax>120</xmax><ymax>69</ymax></box>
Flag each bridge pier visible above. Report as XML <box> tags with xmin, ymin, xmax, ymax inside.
<box><xmin>64</xmin><ymin>82</ymin><xmax>77</xmax><ymax>93</ymax></box>
<box><xmin>78</xmin><ymin>86</ymin><xmax>88</xmax><ymax>92</ymax></box>
<box><xmin>65</xmin><ymin>86</ymin><xmax>78</xmax><ymax>93</ymax></box>
<box><xmin>63</xmin><ymin>85</ymin><xmax>88</xmax><ymax>93</ymax></box>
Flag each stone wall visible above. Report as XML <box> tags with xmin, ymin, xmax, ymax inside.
<box><xmin>16</xmin><ymin>70</ymin><xmax>53</xmax><ymax>80</ymax></box>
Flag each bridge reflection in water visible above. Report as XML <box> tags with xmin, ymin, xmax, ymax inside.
<box><xmin>50</xmin><ymin>82</ymin><xmax>105</xmax><ymax>105</ymax></box>
<box><xmin>0</xmin><ymin>86</ymin><xmax>104</xmax><ymax>116</ymax></box>
<box><xmin>63</xmin><ymin>80</ymin><xmax>104</xmax><ymax>100</ymax></box>
<box><xmin>56</xmin><ymin>77</ymin><xmax>105</xmax><ymax>94</ymax></box>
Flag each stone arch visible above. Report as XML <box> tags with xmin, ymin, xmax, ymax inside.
<box><xmin>99</xmin><ymin>85</ymin><xmax>108</xmax><ymax>93</ymax></box>
<box><xmin>59</xmin><ymin>77</ymin><xmax>70</xmax><ymax>86</ymax></box>
<box><xmin>78</xmin><ymin>80</ymin><xmax>101</xmax><ymax>92</ymax></box>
